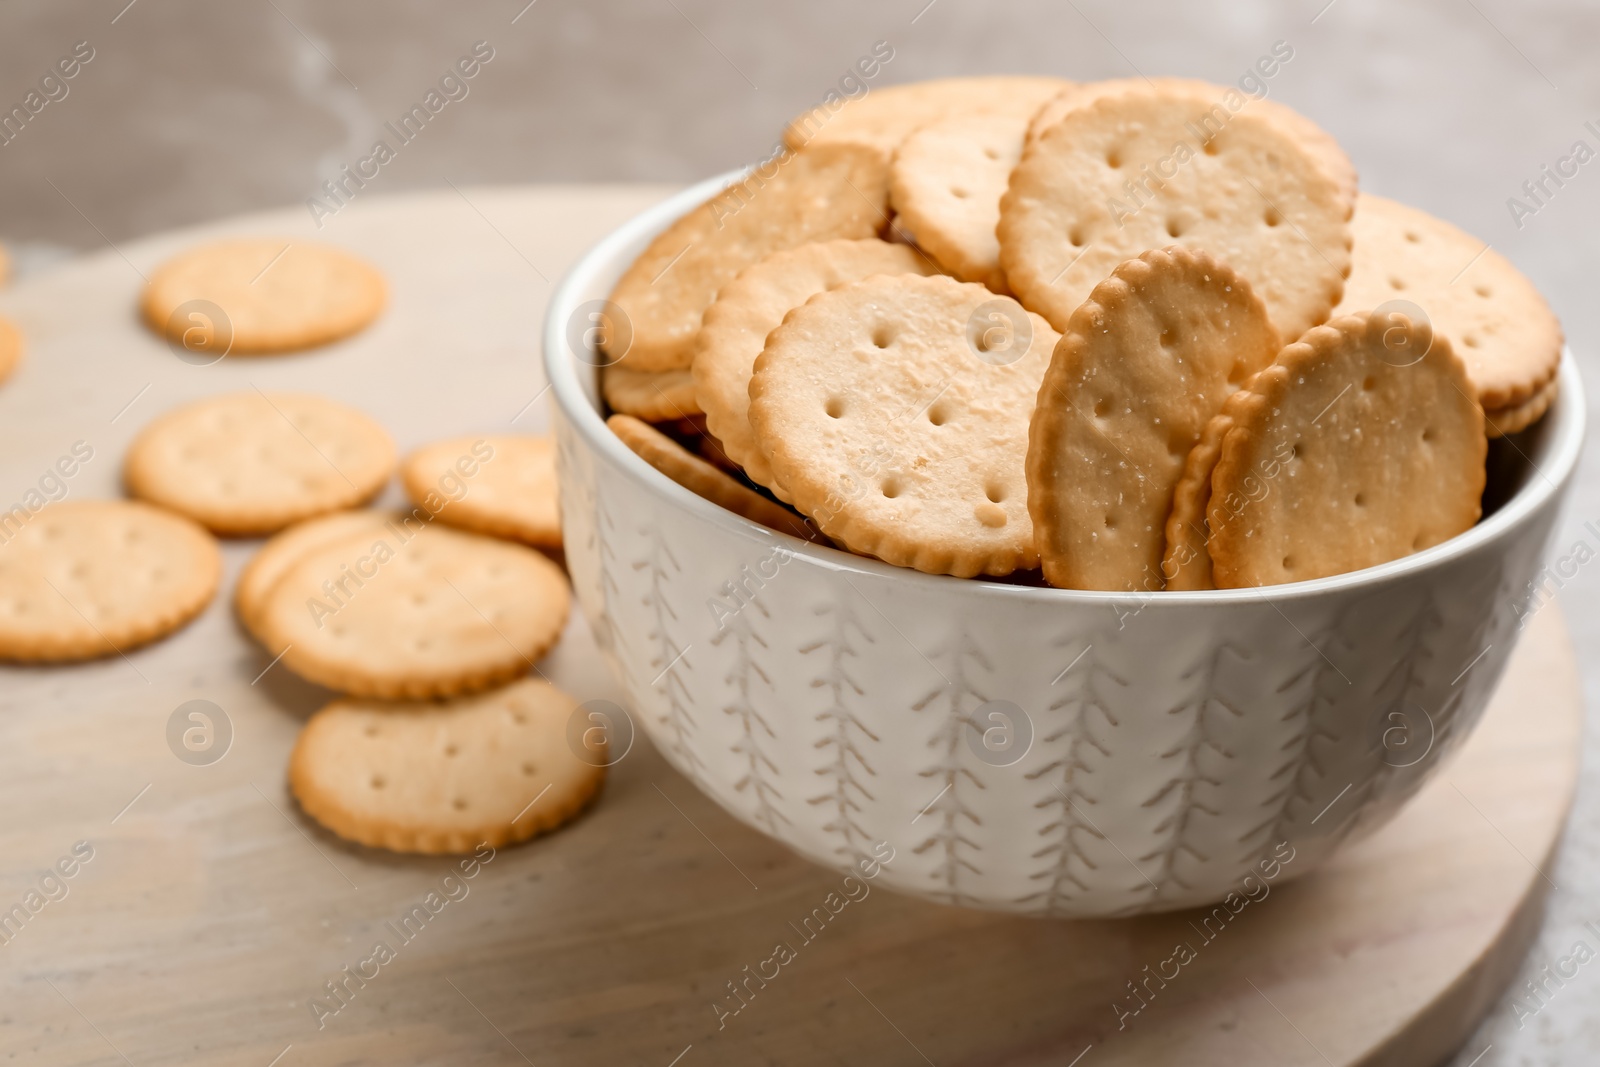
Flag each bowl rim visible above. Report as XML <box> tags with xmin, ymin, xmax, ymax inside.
<box><xmin>542</xmin><ymin>170</ymin><xmax>1587</xmax><ymax>607</ymax></box>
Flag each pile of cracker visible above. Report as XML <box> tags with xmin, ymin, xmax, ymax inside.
<box><xmin>601</xmin><ymin>76</ymin><xmax>1562</xmax><ymax>590</ymax></box>
<box><xmin>0</xmin><ymin>240</ymin><xmax>601</xmax><ymax>855</ymax></box>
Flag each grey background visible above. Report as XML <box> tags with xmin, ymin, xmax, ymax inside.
<box><xmin>2</xmin><ymin>0</ymin><xmax>1598</xmax><ymax>1062</ymax></box>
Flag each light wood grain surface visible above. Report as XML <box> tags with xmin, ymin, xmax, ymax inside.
<box><xmin>0</xmin><ymin>188</ymin><xmax>1581</xmax><ymax>1067</ymax></box>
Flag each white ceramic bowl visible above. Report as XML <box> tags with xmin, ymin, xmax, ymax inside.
<box><xmin>543</xmin><ymin>173</ymin><xmax>1585</xmax><ymax>917</ymax></box>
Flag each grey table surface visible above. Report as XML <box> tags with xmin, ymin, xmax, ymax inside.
<box><xmin>0</xmin><ymin>1</ymin><xmax>1596</xmax><ymax>1063</ymax></box>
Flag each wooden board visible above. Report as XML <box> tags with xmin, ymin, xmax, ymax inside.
<box><xmin>0</xmin><ymin>188</ymin><xmax>1581</xmax><ymax>1067</ymax></box>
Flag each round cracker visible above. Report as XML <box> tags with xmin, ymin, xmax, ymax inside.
<box><xmin>0</xmin><ymin>315</ymin><xmax>21</xmax><ymax>385</ymax></box>
<box><xmin>124</xmin><ymin>391</ymin><xmax>396</xmax><ymax>536</ymax></box>
<box><xmin>748</xmin><ymin>274</ymin><xmax>1059</xmax><ymax>577</ymax></box>
<box><xmin>692</xmin><ymin>239</ymin><xmax>938</xmax><ymax>491</ymax></box>
<box><xmin>890</xmin><ymin>112</ymin><xmax>1031</xmax><ymax>291</ymax></box>
<box><xmin>999</xmin><ymin>85</ymin><xmax>1351</xmax><ymax>343</ymax></box>
<box><xmin>1208</xmin><ymin>314</ymin><xmax>1486</xmax><ymax>588</ymax></box>
<box><xmin>1027</xmin><ymin>247</ymin><xmax>1281</xmax><ymax>591</ymax></box>
<box><xmin>607</xmin><ymin>414</ymin><xmax>819</xmax><ymax>543</ymax></box>
<box><xmin>1025</xmin><ymin>77</ymin><xmax>1358</xmax><ymax>211</ymax></box>
<box><xmin>235</xmin><ymin>510</ymin><xmax>398</xmax><ymax>635</ymax></box>
<box><xmin>289</xmin><ymin>678</ymin><xmax>604</xmax><ymax>854</ymax></box>
<box><xmin>142</xmin><ymin>238</ymin><xmax>385</xmax><ymax>354</ymax></box>
<box><xmin>783</xmin><ymin>75</ymin><xmax>1069</xmax><ymax>156</ymax></box>
<box><xmin>1486</xmin><ymin>373</ymin><xmax>1559</xmax><ymax>438</ymax></box>
<box><xmin>400</xmin><ymin>435</ymin><xmax>561</xmax><ymax>549</ymax></box>
<box><xmin>1333</xmin><ymin>193</ymin><xmax>1562</xmax><ymax>410</ymax></box>
<box><xmin>255</xmin><ymin>523</ymin><xmax>570</xmax><ymax>699</ymax></box>
<box><xmin>1160</xmin><ymin>411</ymin><xmax>1234</xmax><ymax>592</ymax></box>
<box><xmin>604</xmin><ymin>143</ymin><xmax>891</xmax><ymax>373</ymax></box>
<box><xmin>601</xmin><ymin>365</ymin><xmax>702</xmax><ymax>421</ymax></box>
<box><xmin>0</xmin><ymin>500</ymin><xmax>220</xmax><ymax>661</ymax></box>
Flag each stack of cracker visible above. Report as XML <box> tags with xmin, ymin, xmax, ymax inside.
<box><xmin>599</xmin><ymin>76</ymin><xmax>1563</xmax><ymax>592</ymax></box>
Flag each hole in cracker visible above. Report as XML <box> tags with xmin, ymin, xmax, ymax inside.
<box><xmin>1093</xmin><ymin>397</ymin><xmax>1112</xmax><ymax>418</ymax></box>
<box><xmin>1354</xmin><ymin>492</ymin><xmax>1366</xmax><ymax>507</ymax></box>
<box><xmin>522</xmin><ymin>762</ymin><xmax>537</xmax><ymax>776</ymax></box>
<box><xmin>1202</xmin><ymin>139</ymin><xmax>1220</xmax><ymax>157</ymax></box>
<box><xmin>983</xmin><ymin>147</ymin><xmax>1000</xmax><ymax>161</ymax></box>
<box><xmin>364</xmin><ymin>725</ymin><xmax>379</xmax><ymax>738</ymax></box>
<box><xmin>1362</xmin><ymin>375</ymin><xmax>1376</xmax><ymax>391</ymax></box>
<box><xmin>1422</xmin><ymin>427</ymin><xmax>1435</xmax><ymax>443</ymax></box>
<box><xmin>370</xmin><ymin>775</ymin><xmax>386</xmax><ymax>789</ymax></box>
<box><xmin>1263</xmin><ymin>207</ymin><xmax>1282</xmax><ymax>228</ymax></box>
<box><xmin>1106</xmin><ymin>148</ymin><xmax>1122</xmax><ymax>169</ymax></box>
<box><xmin>928</xmin><ymin>404</ymin><xmax>949</xmax><ymax>426</ymax></box>
<box><xmin>444</xmin><ymin>744</ymin><xmax>459</xmax><ymax>757</ymax></box>
<box><xmin>872</xmin><ymin>325</ymin><xmax>894</xmax><ymax>349</ymax></box>
<box><xmin>881</xmin><ymin>479</ymin><xmax>901</xmax><ymax>499</ymax></box>
<box><xmin>1102</xmin><ymin>513</ymin><xmax>1117</xmax><ymax>530</ymax></box>
<box><xmin>1412</xmin><ymin>534</ymin><xmax>1426</xmax><ymax>550</ymax></box>
<box><xmin>1290</xmin><ymin>441</ymin><xmax>1303</xmax><ymax>459</ymax></box>
<box><xmin>1282</xmin><ymin>555</ymin><xmax>1295</xmax><ymax>571</ymax></box>
<box><xmin>1159</xmin><ymin>327</ymin><xmax>1177</xmax><ymax>348</ymax></box>
<box><xmin>951</xmin><ymin>186</ymin><xmax>970</xmax><ymax>199</ymax></box>
<box><xmin>452</xmin><ymin>798</ymin><xmax>468</xmax><ymax>811</ymax></box>
<box><xmin>1475</xmin><ymin>285</ymin><xmax>1492</xmax><ymax>298</ymax></box>
<box><xmin>985</xmin><ymin>483</ymin><xmax>1005</xmax><ymax>503</ymax></box>
<box><xmin>1463</xmin><ymin>334</ymin><xmax>1481</xmax><ymax>348</ymax></box>
<box><xmin>1404</xmin><ymin>230</ymin><xmax>1421</xmax><ymax>243</ymax></box>
<box><xmin>1165</xmin><ymin>217</ymin><xmax>1184</xmax><ymax>238</ymax></box>
<box><xmin>1069</xmin><ymin>227</ymin><xmax>1085</xmax><ymax>247</ymax></box>
<box><xmin>825</xmin><ymin>397</ymin><xmax>845</xmax><ymax>419</ymax></box>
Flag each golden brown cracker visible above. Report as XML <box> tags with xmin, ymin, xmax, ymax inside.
<box><xmin>601</xmin><ymin>365</ymin><xmax>702</xmax><ymax>421</ymax></box>
<box><xmin>255</xmin><ymin>523</ymin><xmax>570</xmax><ymax>699</ymax></box>
<box><xmin>889</xmin><ymin>112</ymin><xmax>1030</xmax><ymax>291</ymax></box>
<box><xmin>692</xmin><ymin>238</ymin><xmax>938</xmax><ymax>491</ymax></box>
<box><xmin>785</xmin><ymin>75</ymin><xmax>1069</xmax><ymax>157</ymax></box>
<box><xmin>1208</xmin><ymin>314</ymin><xmax>1486</xmax><ymax>587</ymax></box>
<box><xmin>142</xmin><ymin>238</ymin><xmax>385</xmax><ymax>354</ymax></box>
<box><xmin>124</xmin><ymin>391</ymin><xmax>395</xmax><ymax>536</ymax></box>
<box><xmin>1334</xmin><ymin>193</ymin><xmax>1562</xmax><ymax>410</ymax></box>
<box><xmin>604</xmin><ymin>143</ymin><xmax>891</xmax><ymax>373</ymax></box>
<box><xmin>1027</xmin><ymin>248</ymin><xmax>1280</xmax><ymax>590</ymax></box>
<box><xmin>999</xmin><ymin>85</ymin><xmax>1351</xmax><ymax>343</ymax></box>
<box><xmin>401</xmin><ymin>435</ymin><xmax>561</xmax><ymax>549</ymax></box>
<box><xmin>748</xmin><ymin>274</ymin><xmax>1059</xmax><ymax>577</ymax></box>
<box><xmin>608</xmin><ymin>414</ymin><xmax>820</xmax><ymax>543</ymax></box>
<box><xmin>289</xmin><ymin>678</ymin><xmax>605</xmax><ymax>854</ymax></box>
<box><xmin>0</xmin><ymin>500</ymin><xmax>220</xmax><ymax>661</ymax></box>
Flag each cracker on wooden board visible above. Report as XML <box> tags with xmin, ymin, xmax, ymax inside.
<box><xmin>1027</xmin><ymin>247</ymin><xmax>1280</xmax><ymax>591</ymax></box>
<box><xmin>123</xmin><ymin>390</ymin><xmax>395</xmax><ymax>536</ymax></box>
<box><xmin>1207</xmin><ymin>314</ymin><xmax>1486</xmax><ymax>588</ymax></box>
<box><xmin>254</xmin><ymin>522</ymin><xmax>570</xmax><ymax>699</ymax></box>
<box><xmin>601</xmin><ymin>364</ymin><xmax>702</xmax><ymax>421</ymax></box>
<box><xmin>0</xmin><ymin>500</ymin><xmax>220</xmax><ymax>661</ymax></box>
<box><xmin>889</xmin><ymin>112</ymin><xmax>1031</xmax><ymax>291</ymax></box>
<box><xmin>998</xmin><ymin>85</ymin><xmax>1351</xmax><ymax>344</ymax></box>
<box><xmin>607</xmin><ymin>414</ymin><xmax>821</xmax><ymax>544</ymax></box>
<box><xmin>289</xmin><ymin>678</ymin><xmax>605</xmax><ymax>854</ymax></box>
<box><xmin>603</xmin><ymin>143</ymin><xmax>891</xmax><ymax>374</ymax></box>
<box><xmin>1333</xmin><ymin>193</ymin><xmax>1562</xmax><ymax>410</ymax></box>
<box><xmin>142</xmin><ymin>238</ymin><xmax>385</xmax><ymax>354</ymax></box>
<box><xmin>748</xmin><ymin>274</ymin><xmax>1059</xmax><ymax>577</ymax></box>
<box><xmin>692</xmin><ymin>238</ymin><xmax>939</xmax><ymax>493</ymax></box>
<box><xmin>784</xmin><ymin>75</ymin><xmax>1070</xmax><ymax>157</ymax></box>
<box><xmin>400</xmin><ymin>435</ymin><xmax>562</xmax><ymax>549</ymax></box>
<box><xmin>1025</xmin><ymin>77</ymin><xmax>1358</xmax><ymax>212</ymax></box>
